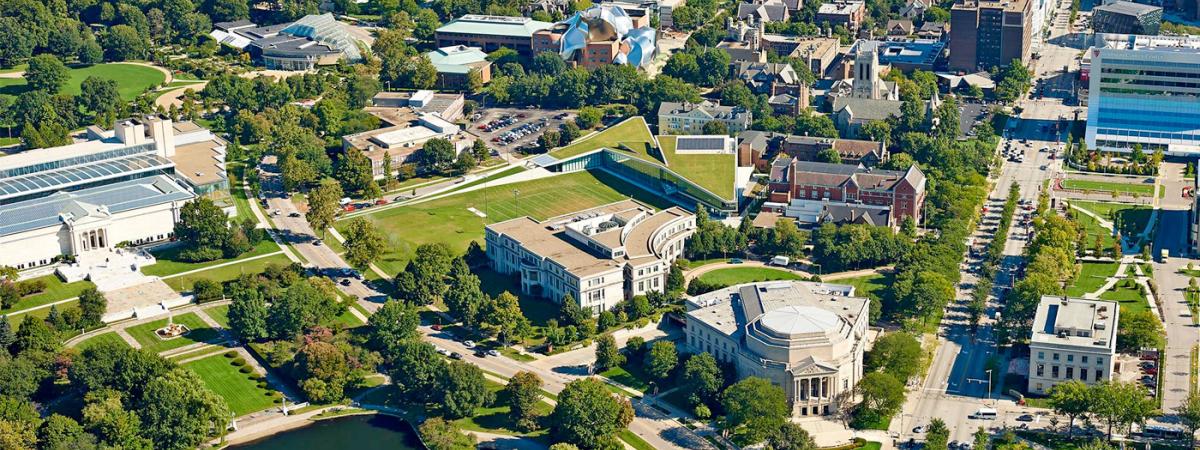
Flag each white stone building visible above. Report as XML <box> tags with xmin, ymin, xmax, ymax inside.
<box><xmin>1027</xmin><ymin>296</ymin><xmax>1119</xmax><ymax>395</ymax></box>
<box><xmin>485</xmin><ymin>200</ymin><xmax>695</xmax><ymax>313</ymax></box>
<box><xmin>685</xmin><ymin>281</ymin><xmax>870</xmax><ymax>416</ymax></box>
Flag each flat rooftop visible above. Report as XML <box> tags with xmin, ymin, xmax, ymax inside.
<box><xmin>1093</xmin><ymin>1</ymin><xmax>1161</xmax><ymax>17</ymax></box>
<box><xmin>436</xmin><ymin>14</ymin><xmax>554</xmax><ymax>37</ymax></box>
<box><xmin>1030</xmin><ymin>296</ymin><xmax>1119</xmax><ymax>350</ymax></box>
<box><xmin>1096</xmin><ymin>32</ymin><xmax>1200</xmax><ymax>51</ymax></box>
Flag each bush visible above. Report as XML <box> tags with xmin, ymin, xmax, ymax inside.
<box><xmin>225</xmin><ymin>351</ymin><xmax>237</xmax><ymax>358</ymax></box>
<box><xmin>178</xmin><ymin>246</ymin><xmax>224</xmax><ymax>262</ymax></box>
<box><xmin>239</xmin><ymin>366</ymin><xmax>253</xmax><ymax>373</ymax></box>
<box><xmin>16</xmin><ymin>279</ymin><xmax>47</xmax><ymax>297</ymax></box>
<box><xmin>231</xmin><ymin>358</ymin><xmax>246</xmax><ymax>366</ymax></box>
<box><xmin>192</xmin><ymin>279</ymin><xmax>223</xmax><ymax>303</ymax></box>
<box><xmin>257</xmin><ymin>381</ymin><xmax>268</xmax><ymax>388</ymax></box>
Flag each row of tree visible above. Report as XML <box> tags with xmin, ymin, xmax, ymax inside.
<box><xmin>1046</xmin><ymin>379</ymin><xmax>1198</xmax><ymax>440</ymax></box>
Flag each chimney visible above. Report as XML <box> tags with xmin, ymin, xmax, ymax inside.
<box><xmin>146</xmin><ymin>116</ymin><xmax>175</xmax><ymax>157</ymax></box>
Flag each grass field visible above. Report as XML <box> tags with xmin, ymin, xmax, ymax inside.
<box><xmin>835</xmin><ymin>272</ymin><xmax>894</xmax><ymax>305</ymax></box>
<box><xmin>125</xmin><ymin>312</ymin><xmax>224</xmax><ymax>354</ymax></box>
<box><xmin>619</xmin><ymin>429</ymin><xmax>656</xmax><ymax>450</ymax></box>
<box><xmin>1099</xmin><ymin>282</ymin><xmax>1149</xmax><ymax>315</ymax></box>
<box><xmin>550</xmin><ymin>116</ymin><xmax>658</xmax><ymax>161</ymax></box>
<box><xmin>1</xmin><ymin>275</ymin><xmax>96</xmax><ymax>316</ymax></box>
<box><xmin>142</xmin><ymin>239</ymin><xmax>281</xmax><ymax>277</ymax></box>
<box><xmin>205</xmin><ymin>304</ymin><xmax>231</xmax><ymax>328</ymax></box>
<box><xmin>658</xmin><ymin>135</ymin><xmax>736</xmax><ymax>200</ymax></box>
<box><xmin>475</xmin><ymin>267</ymin><xmax>558</xmax><ymax>327</ymax></box>
<box><xmin>696</xmin><ymin>267</ymin><xmax>803</xmax><ymax>287</ymax></box>
<box><xmin>1061</xmin><ymin>178</ymin><xmax>1155</xmax><ymax>196</ymax></box>
<box><xmin>161</xmin><ymin>254</ymin><xmax>293</xmax><ymax>292</ymax></box>
<box><xmin>1066</xmin><ymin>262</ymin><xmax>1121</xmax><ymax>297</ymax></box>
<box><xmin>228</xmin><ymin>162</ymin><xmax>257</xmax><ymax>220</ymax></box>
<box><xmin>5</xmin><ymin>299</ymin><xmax>77</xmax><ymax>328</ymax></box>
<box><xmin>76</xmin><ymin>331</ymin><xmax>129</xmax><ymax>350</ymax></box>
<box><xmin>338</xmin><ymin>170</ymin><xmax>674</xmax><ymax>275</ymax></box>
<box><xmin>0</xmin><ymin>63</ymin><xmax>165</xmax><ymax>101</ymax></box>
<box><xmin>600</xmin><ymin>362</ymin><xmax>654</xmax><ymax>393</ymax></box>
<box><xmin>182</xmin><ymin>353</ymin><xmax>280</xmax><ymax>416</ymax></box>
<box><xmin>1071</xmin><ymin>200</ymin><xmax>1153</xmax><ymax>247</ymax></box>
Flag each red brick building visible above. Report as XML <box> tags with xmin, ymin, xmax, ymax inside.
<box><xmin>766</xmin><ymin>159</ymin><xmax>926</xmax><ymax>225</ymax></box>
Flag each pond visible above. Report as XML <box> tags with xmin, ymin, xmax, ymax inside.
<box><xmin>229</xmin><ymin>414</ymin><xmax>423</xmax><ymax>450</ymax></box>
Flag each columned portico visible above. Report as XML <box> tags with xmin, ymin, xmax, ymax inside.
<box><xmin>78</xmin><ymin>228</ymin><xmax>110</xmax><ymax>252</ymax></box>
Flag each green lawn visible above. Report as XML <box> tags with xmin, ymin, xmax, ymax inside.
<box><xmin>161</xmin><ymin>254</ymin><xmax>293</xmax><ymax>292</ymax></box>
<box><xmin>182</xmin><ymin>353</ymin><xmax>280</xmax><ymax>416</ymax></box>
<box><xmin>1099</xmin><ymin>282</ymin><xmax>1149</xmax><ymax>315</ymax></box>
<box><xmin>454</xmin><ymin>380</ymin><xmax>553</xmax><ymax>437</ymax></box>
<box><xmin>6</xmin><ymin>299</ymin><xmax>77</xmax><ymax>328</ymax></box>
<box><xmin>834</xmin><ymin>272</ymin><xmax>895</xmax><ymax>305</ymax></box>
<box><xmin>1</xmin><ymin>275</ymin><xmax>96</xmax><ymax>315</ymax></box>
<box><xmin>1061</xmin><ymin>178</ymin><xmax>1155</xmax><ymax>196</ymax></box>
<box><xmin>441</xmin><ymin>166</ymin><xmax>527</xmax><ymax>195</ymax></box>
<box><xmin>205</xmin><ymin>304</ymin><xmax>231</xmax><ymax>328</ymax></box>
<box><xmin>142</xmin><ymin>239</ymin><xmax>281</xmax><ymax>277</ymax></box>
<box><xmin>0</xmin><ymin>63</ymin><xmax>165</xmax><ymax>101</ymax></box>
<box><xmin>76</xmin><ymin>331</ymin><xmax>129</xmax><ymax>350</ymax></box>
<box><xmin>550</xmin><ymin>116</ymin><xmax>658</xmax><ymax>161</ymax></box>
<box><xmin>228</xmin><ymin>162</ymin><xmax>257</xmax><ymax>220</ymax></box>
<box><xmin>330</xmin><ymin>306</ymin><xmax>366</xmax><ymax>328</ymax></box>
<box><xmin>1072</xmin><ymin>207</ymin><xmax>1119</xmax><ymax>250</ymax></box>
<box><xmin>337</xmin><ymin>170</ymin><xmax>675</xmax><ymax>275</ymax></box>
<box><xmin>1071</xmin><ymin>200</ymin><xmax>1153</xmax><ymax>246</ymax></box>
<box><xmin>1066</xmin><ymin>262</ymin><xmax>1121</xmax><ymax>297</ymax></box>
<box><xmin>600</xmin><ymin>363</ymin><xmax>653</xmax><ymax>393</ymax></box>
<box><xmin>658</xmin><ymin>135</ymin><xmax>736</xmax><ymax>200</ymax></box>
<box><xmin>696</xmin><ymin>267</ymin><xmax>803</xmax><ymax>287</ymax></box>
<box><xmin>619</xmin><ymin>429</ymin><xmax>656</xmax><ymax>450</ymax></box>
<box><xmin>125</xmin><ymin>312</ymin><xmax>224</xmax><ymax>354</ymax></box>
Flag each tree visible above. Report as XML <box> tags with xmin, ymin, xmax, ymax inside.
<box><xmin>865</xmin><ymin>332</ymin><xmax>922</xmax><ymax>382</ymax></box>
<box><xmin>1047</xmin><ymin>380</ymin><xmax>1092</xmax><ymax>436</ymax></box>
<box><xmin>368</xmin><ymin>300</ymin><xmax>419</xmax><ymax>350</ymax></box>
<box><xmin>856</xmin><ymin>372</ymin><xmax>904</xmax><ymax>419</ymax></box>
<box><xmin>1117</xmin><ymin>310</ymin><xmax>1163</xmax><ymax>352</ymax></box>
<box><xmin>576</xmin><ymin>106</ymin><xmax>602</xmax><ymax>129</ymax></box>
<box><xmin>14</xmin><ymin>315</ymin><xmax>57</xmax><ymax>354</ymax></box>
<box><xmin>267</xmin><ymin>279</ymin><xmax>338</xmax><ymax>339</ymax></box>
<box><xmin>25</xmin><ymin>54</ymin><xmax>68</xmax><ymax>93</ymax></box>
<box><xmin>550</xmin><ymin>378</ymin><xmax>634</xmax><ymax>449</ymax></box>
<box><xmin>174</xmin><ymin>197</ymin><xmax>233</xmax><ymax>261</ymax></box>
<box><xmin>503</xmin><ymin>371</ymin><xmax>544</xmax><ymax>432</ymax></box>
<box><xmin>644</xmin><ymin>340</ymin><xmax>678</xmax><ymax>381</ymax></box>
<box><xmin>1091</xmin><ymin>381</ymin><xmax>1156</xmax><ymax>439</ymax></box>
<box><xmin>594</xmin><ymin>334</ymin><xmax>624</xmax><ymax>372</ymax></box>
<box><xmin>305</xmin><ymin>179</ymin><xmax>343</xmax><ymax>238</ymax></box>
<box><xmin>39</xmin><ymin>414</ymin><xmax>95</xmax><ymax>450</ymax></box>
<box><xmin>396</xmin><ymin>243</ymin><xmax>454</xmax><ymax>304</ymax></box>
<box><xmin>386</xmin><ymin>341</ymin><xmax>447</xmax><ymax>402</ymax></box>
<box><xmin>78</xmin><ymin>287</ymin><xmax>107</xmax><ymax>328</ymax></box>
<box><xmin>100</xmin><ymin>25</ymin><xmax>145</xmax><ymax>61</ymax></box>
<box><xmin>79</xmin><ymin>76</ymin><xmax>122</xmax><ymax>119</ymax></box>
<box><xmin>0</xmin><ymin>18</ymin><xmax>35</xmax><ymax>68</ymax></box>
<box><xmin>667</xmin><ymin>263</ymin><xmax>685</xmax><ymax>293</ymax></box>
<box><xmin>768</xmin><ymin>422</ymin><xmax>816</xmax><ymax>450</ymax></box>
<box><xmin>228</xmin><ymin>284</ymin><xmax>269</xmax><ymax>341</ymax></box>
<box><xmin>81</xmin><ymin>392</ymin><xmax>151</xmax><ymax>450</ymax></box>
<box><xmin>342</xmin><ymin>218</ymin><xmax>386</xmax><ymax>270</ymax></box>
<box><xmin>480</xmin><ymin>292</ymin><xmax>530</xmax><ymax>345</ymax></box>
<box><xmin>973</xmin><ymin>427</ymin><xmax>990</xmax><ymax>450</ymax></box>
<box><xmin>1177</xmin><ymin>391</ymin><xmax>1200</xmax><ymax>448</ymax></box>
<box><xmin>420</xmin><ymin>138</ymin><xmax>456</xmax><ymax>174</ymax></box>
<box><xmin>680</xmin><ymin>352</ymin><xmax>723</xmax><ymax>407</ymax></box>
<box><xmin>471</xmin><ymin>139</ymin><xmax>489</xmax><ymax>161</ymax></box>
<box><xmin>439</xmin><ymin>361</ymin><xmax>494</xmax><ymax>419</ymax></box>
<box><xmin>702</xmin><ymin>120</ymin><xmax>728</xmax><ymax>135</ymax></box>
<box><xmin>722</xmin><ymin>377</ymin><xmax>789</xmax><ymax>444</ymax></box>
<box><xmin>139</xmin><ymin>368</ymin><xmax>232</xmax><ymax>450</ymax></box>
<box><xmin>926</xmin><ymin>418</ymin><xmax>950</xmax><ymax>450</ymax></box>
<box><xmin>419</xmin><ymin>417</ymin><xmax>476</xmax><ymax>450</ymax></box>
<box><xmin>0</xmin><ymin>319</ymin><xmax>13</xmax><ymax>353</ymax></box>
<box><xmin>815</xmin><ymin>147</ymin><xmax>841</xmax><ymax>164</ymax></box>
<box><xmin>444</xmin><ymin>265</ymin><xmax>487</xmax><ymax>328</ymax></box>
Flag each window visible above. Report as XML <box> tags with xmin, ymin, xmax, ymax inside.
<box><xmin>1053</xmin><ymin>353</ymin><xmax>1060</xmax><ymax>361</ymax></box>
<box><xmin>1066</xmin><ymin>367</ymin><xmax>1074</xmax><ymax>379</ymax></box>
<box><xmin>1051</xmin><ymin>366</ymin><xmax>1059</xmax><ymax>378</ymax></box>
<box><xmin>1095</xmin><ymin>369</ymin><xmax>1103</xmax><ymax>379</ymax></box>
<box><xmin>1080</xmin><ymin>369</ymin><xmax>1088</xmax><ymax>381</ymax></box>
<box><xmin>1036</xmin><ymin>364</ymin><xmax>1044</xmax><ymax>377</ymax></box>
<box><xmin>1081</xmin><ymin>356</ymin><xmax>1089</xmax><ymax>364</ymax></box>
<box><xmin>1038</xmin><ymin>352</ymin><xmax>1045</xmax><ymax>360</ymax></box>
<box><xmin>1096</xmin><ymin>358</ymin><xmax>1104</xmax><ymax>366</ymax></box>
<box><xmin>1067</xmin><ymin>355</ymin><xmax>1074</xmax><ymax>362</ymax></box>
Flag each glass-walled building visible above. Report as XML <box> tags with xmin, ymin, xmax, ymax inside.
<box><xmin>1086</xmin><ymin>33</ymin><xmax>1200</xmax><ymax>155</ymax></box>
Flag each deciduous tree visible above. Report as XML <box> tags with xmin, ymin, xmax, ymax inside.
<box><xmin>550</xmin><ymin>378</ymin><xmax>633</xmax><ymax>449</ymax></box>
<box><xmin>504</xmin><ymin>371</ymin><xmax>544</xmax><ymax>431</ymax></box>
<box><xmin>722</xmin><ymin>377</ymin><xmax>788</xmax><ymax>444</ymax></box>
<box><xmin>305</xmin><ymin>179</ymin><xmax>343</xmax><ymax>238</ymax></box>
<box><xmin>342</xmin><ymin>217</ymin><xmax>385</xmax><ymax>270</ymax></box>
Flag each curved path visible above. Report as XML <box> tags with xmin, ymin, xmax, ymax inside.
<box><xmin>154</xmin><ymin>80</ymin><xmax>207</xmax><ymax>110</ymax></box>
<box><xmin>683</xmin><ymin>259</ymin><xmax>890</xmax><ymax>283</ymax></box>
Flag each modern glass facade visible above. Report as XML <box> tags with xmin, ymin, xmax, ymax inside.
<box><xmin>1086</xmin><ymin>34</ymin><xmax>1200</xmax><ymax>155</ymax></box>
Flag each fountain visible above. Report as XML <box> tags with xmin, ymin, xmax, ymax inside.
<box><xmin>155</xmin><ymin>313</ymin><xmax>190</xmax><ymax>339</ymax></box>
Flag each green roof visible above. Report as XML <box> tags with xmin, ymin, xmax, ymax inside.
<box><xmin>658</xmin><ymin>136</ymin><xmax>736</xmax><ymax>200</ymax></box>
<box><xmin>550</xmin><ymin>116</ymin><xmax>661</xmax><ymax>163</ymax></box>
<box><xmin>435</xmin><ymin>14</ymin><xmax>553</xmax><ymax>38</ymax></box>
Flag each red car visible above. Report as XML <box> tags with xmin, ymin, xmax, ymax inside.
<box><xmin>375</xmin><ymin>199</ymin><xmax>388</xmax><ymax>205</ymax></box>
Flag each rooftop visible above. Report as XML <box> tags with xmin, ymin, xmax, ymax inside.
<box><xmin>1030</xmin><ymin>296</ymin><xmax>1119</xmax><ymax>351</ymax></box>
<box><xmin>1092</xmin><ymin>0</ymin><xmax>1161</xmax><ymax>17</ymax></box>
<box><xmin>818</xmin><ymin>0</ymin><xmax>864</xmax><ymax>14</ymax></box>
<box><xmin>426</xmin><ymin>45</ymin><xmax>491</xmax><ymax>74</ymax></box>
<box><xmin>436</xmin><ymin>14</ymin><xmax>554</xmax><ymax>38</ymax></box>
<box><xmin>1096</xmin><ymin>32</ymin><xmax>1200</xmax><ymax>51</ymax></box>
<box><xmin>0</xmin><ymin>175</ymin><xmax>194</xmax><ymax>237</ymax></box>
<box><xmin>686</xmin><ymin>281</ymin><xmax>868</xmax><ymax>338</ymax></box>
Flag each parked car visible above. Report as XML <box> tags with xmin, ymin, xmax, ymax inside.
<box><xmin>1016</xmin><ymin>414</ymin><xmax>1035</xmax><ymax>422</ymax></box>
<box><xmin>313</xmin><ymin>239</ymin><xmax>323</xmax><ymax>246</ymax></box>
<box><xmin>339</xmin><ymin>278</ymin><xmax>351</xmax><ymax>286</ymax></box>
<box><xmin>729</xmin><ymin>258</ymin><xmax>744</xmax><ymax>264</ymax></box>
<box><xmin>463</xmin><ymin>340</ymin><xmax>476</xmax><ymax>348</ymax></box>
<box><xmin>288</xmin><ymin>212</ymin><xmax>301</xmax><ymax>217</ymax></box>
<box><xmin>450</xmin><ymin>352</ymin><xmax>463</xmax><ymax>360</ymax></box>
<box><xmin>487</xmin><ymin>349</ymin><xmax>501</xmax><ymax>357</ymax></box>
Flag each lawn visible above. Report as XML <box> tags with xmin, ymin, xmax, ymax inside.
<box><xmin>834</xmin><ymin>272</ymin><xmax>894</xmax><ymax>305</ymax></box>
<box><xmin>141</xmin><ymin>239</ymin><xmax>281</xmax><ymax>277</ymax></box>
<box><xmin>125</xmin><ymin>312</ymin><xmax>224</xmax><ymax>354</ymax></box>
<box><xmin>227</xmin><ymin>162</ymin><xmax>257</xmax><ymax>220</ymax></box>
<box><xmin>441</xmin><ymin>166</ymin><xmax>527</xmax><ymax>195</ymax></box>
<box><xmin>454</xmin><ymin>379</ymin><xmax>553</xmax><ymax>437</ymax></box>
<box><xmin>1061</xmin><ymin>178</ymin><xmax>1155</xmax><ymax>196</ymax></box>
<box><xmin>330</xmin><ymin>306</ymin><xmax>366</xmax><ymax>328</ymax></box>
<box><xmin>550</xmin><ymin>116</ymin><xmax>658</xmax><ymax>161</ymax></box>
<box><xmin>76</xmin><ymin>331</ymin><xmax>129</xmax><ymax>350</ymax></box>
<box><xmin>696</xmin><ymin>267</ymin><xmax>803</xmax><ymax>287</ymax></box>
<box><xmin>182</xmin><ymin>353</ymin><xmax>281</xmax><ymax>416</ymax></box>
<box><xmin>205</xmin><ymin>304</ymin><xmax>231</xmax><ymax>328</ymax></box>
<box><xmin>1071</xmin><ymin>200</ymin><xmax>1153</xmax><ymax>245</ymax></box>
<box><xmin>337</xmin><ymin>170</ymin><xmax>675</xmax><ymax>275</ymax></box>
<box><xmin>1099</xmin><ymin>281</ymin><xmax>1149</xmax><ymax>315</ymax></box>
<box><xmin>6</xmin><ymin>299</ymin><xmax>78</xmax><ymax>328</ymax></box>
<box><xmin>1066</xmin><ymin>262</ymin><xmax>1121</xmax><ymax>297</ymax></box>
<box><xmin>1</xmin><ymin>275</ymin><xmax>96</xmax><ymax>315</ymax></box>
<box><xmin>618</xmin><ymin>429</ymin><xmax>656</xmax><ymax>450</ymax></box>
<box><xmin>658</xmin><ymin>135</ymin><xmax>736</xmax><ymax>200</ymax></box>
<box><xmin>600</xmin><ymin>364</ymin><xmax>653</xmax><ymax>393</ymax></box>
<box><xmin>475</xmin><ymin>267</ymin><xmax>558</xmax><ymax>327</ymax></box>
<box><xmin>161</xmin><ymin>254</ymin><xmax>293</xmax><ymax>292</ymax></box>
<box><xmin>0</xmin><ymin>63</ymin><xmax>165</xmax><ymax>101</ymax></box>
<box><xmin>1072</xmin><ymin>207</ymin><xmax>1118</xmax><ymax>250</ymax></box>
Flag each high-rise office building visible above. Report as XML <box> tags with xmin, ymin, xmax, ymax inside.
<box><xmin>948</xmin><ymin>0</ymin><xmax>1031</xmax><ymax>72</ymax></box>
<box><xmin>1092</xmin><ymin>1</ymin><xmax>1162</xmax><ymax>35</ymax></box>
<box><xmin>1086</xmin><ymin>33</ymin><xmax>1200</xmax><ymax>155</ymax></box>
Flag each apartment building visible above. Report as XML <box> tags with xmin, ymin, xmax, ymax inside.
<box><xmin>1028</xmin><ymin>296</ymin><xmax>1119</xmax><ymax>395</ymax></box>
<box><xmin>948</xmin><ymin>0</ymin><xmax>1031</xmax><ymax>72</ymax></box>
<box><xmin>658</xmin><ymin>101</ymin><xmax>753</xmax><ymax>134</ymax></box>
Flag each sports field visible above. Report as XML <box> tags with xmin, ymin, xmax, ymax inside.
<box><xmin>0</xmin><ymin>62</ymin><xmax>166</xmax><ymax>101</ymax></box>
<box><xmin>182</xmin><ymin>353</ymin><xmax>281</xmax><ymax>416</ymax></box>
<box><xmin>1061</xmin><ymin>178</ymin><xmax>1155</xmax><ymax>196</ymax></box>
<box><xmin>658</xmin><ymin>135</ymin><xmax>736</xmax><ymax>200</ymax></box>
<box><xmin>340</xmin><ymin>170</ymin><xmax>674</xmax><ymax>275</ymax></box>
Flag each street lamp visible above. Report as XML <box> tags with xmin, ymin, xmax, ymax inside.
<box><xmin>985</xmin><ymin>369</ymin><xmax>993</xmax><ymax>404</ymax></box>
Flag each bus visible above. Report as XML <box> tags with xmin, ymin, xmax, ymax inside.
<box><xmin>1140</xmin><ymin>424</ymin><xmax>1186</xmax><ymax>440</ymax></box>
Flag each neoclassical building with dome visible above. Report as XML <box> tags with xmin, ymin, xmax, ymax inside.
<box><xmin>684</xmin><ymin>281</ymin><xmax>869</xmax><ymax>416</ymax></box>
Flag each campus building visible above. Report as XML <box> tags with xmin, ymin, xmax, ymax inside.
<box><xmin>816</xmin><ymin>0</ymin><xmax>867</xmax><ymax>30</ymax></box>
<box><xmin>435</xmin><ymin>15</ymin><xmax>554</xmax><ymax>56</ymax></box>
<box><xmin>685</xmin><ymin>281</ymin><xmax>870</xmax><ymax>416</ymax></box>
<box><xmin>1085</xmin><ymin>34</ymin><xmax>1200</xmax><ymax>155</ymax></box>
<box><xmin>872</xmin><ymin>38</ymin><xmax>948</xmax><ymax>72</ymax></box>
<box><xmin>781</xmin><ymin>136</ymin><xmax>889</xmax><ymax>167</ymax></box>
<box><xmin>532</xmin><ymin>5</ymin><xmax>658</xmax><ymax>69</ymax></box>
<box><xmin>658</xmin><ymin>101</ymin><xmax>753</xmax><ymax>134</ymax></box>
<box><xmin>1092</xmin><ymin>1</ymin><xmax>1162</xmax><ymax>34</ymax></box>
<box><xmin>231</xmin><ymin>14</ymin><xmax>364</xmax><ymax>69</ymax></box>
<box><xmin>486</xmin><ymin>200</ymin><xmax>695</xmax><ymax>313</ymax></box>
<box><xmin>0</xmin><ymin>117</ymin><xmax>227</xmax><ymax>269</ymax></box>
<box><xmin>948</xmin><ymin>0</ymin><xmax>1032</xmax><ymax>72</ymax></box>
<box><xmin>1028</xmin><ymin>296</ymin><xmax>1119</xmax><ymax>395</ymax></box>
<box><xmin>425</xmin><ymin>45</ymin><xmax>492</xmax><ymax>90</ymax></box>
<box><xmin>763</xmin><ymin>160</ymin><xmax>926</xmax><ymax>227</ymax></box>
<box><xmin>343</xmin><ymin>91</ymin><xmax>467</xmax><ymax>178</ymax></box>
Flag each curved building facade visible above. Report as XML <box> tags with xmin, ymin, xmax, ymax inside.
<box><xmin>534</xmin><ymin>5</ymin><xmax>657</xmax><ymax>69</ymax></box>
<box><xmin>685</xmin><ymin>281</ymin><xmax>869</xmax><ymax>416</ymax></box>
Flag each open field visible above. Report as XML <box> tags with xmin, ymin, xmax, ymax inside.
<box><xmin>161</xmin><ymin>254</ymin><xmax>293</xmax><ymax>292</ymax></box>
<box><xmin>125</xmin><ymin>312</ymin><xmax>224</xmax><ymax>354</ymax></box>
<box><xmin>550</xmin><ymin>116</ymin><xmax>658</xmax><ymax>161</ymax></box>
<box><xmin>1066</xmin><ymin>262</ymin><xmax>1120</xmax><ymax>297</ymax></box>
<box><xmin>142</xmin><ymin>239</ymin><xmax>281</xmax><ymax>277</ymax></box>
<box><xmin>76</xmin><ymin>331</ymin><xmax>129</xmax><ymax>350</ymax></box>
<box><xmin>658</xmin><ymin>135</ymin><xmax>736</xmax><ymax>200</ymax></box>
<box><xmin>836</xmin><ymin>272</ymin><xmax>894</xmax><ymax>305</ymax></box>
<box><xmin>696</xmin><ymin>267</ymin><xmax>803</xmax><ymax>286</ymax></box>
<box><xmin>1071</xmin><ymin>200</ymin><xmax>1153</xmax><ymax>248</ymax></box>
<box><xmin>205</xmin><ymin>304</ymin><xmax>231</xmax><ymax>328</ymax></box>
<box><xmin>1</xmin><ymin>275</ymin><xmax>96</xmax><ymax>316</ymax></box>
<box><xmin>338</xmin><ymin>170</ymin><xmax>674</xmax><ymax>275</ymax></box>
<box><xmin>1061</xmin><ymin>178</ymin><xmax>1155</xmax><ymax>196</ymax></box>
<box><xmin>454</xmin><ymin>379</ymin><xmax>553</xmax><ymax>437</ymax></box>
<box><xmin>182</xmin><ymin>353</ymin><xmax>280</xmax><ymax>416</ymax></box>
<box><xmin>0</xmin><ymin>63</ymin><xmax>165</xmax><ymax>101</ymax></box>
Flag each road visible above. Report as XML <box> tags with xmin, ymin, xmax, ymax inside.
<box><xmin>898</xmin><ymin>0</ymin><xmax>1082</xmax><ymax>442</ymax></box>
<box><xmin>1150</xmin><ymin>160</ymin><xmax>1200</xmax><ymax>413</ymax></box>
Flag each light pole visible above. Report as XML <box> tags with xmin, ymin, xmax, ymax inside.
<box><xmin>985</xmin><ymin>369</ymin><xmax>994</xmax><ymax>404</ymax></box>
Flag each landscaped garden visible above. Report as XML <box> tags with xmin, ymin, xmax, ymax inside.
<box><xmin>204</xmin><ymin>304</ymin><xmax>231</xmax><ymax>328</ymax></box>
<box><xmin>1066</xmin><ymin>262</ymin><xmax>1121</xmax><ymax>297</ymax></box>
<box><xmin>1069</xmin><ymin>200</ymin><xmax>1153</xmax><ymax>250</ymax></box>
<box><xmin>338</xmin><ymin>170</ymin><xmax>674</xmax><ymax>275</ymax></box>
<box><xmin>124</xmin><ymin>312</ymin><xmax>224</xmax><ymax>354</ymax></box>
<box><xmin>0</xmin><ymin>62</ymin><xmax>166</xmax><ymax>101</ymax></box>
<box><xmin>453</xmin><ymin>379</ymin><xmax>554</xmax><ymax>438</ymax></box>
<box><xmin>1</xmin><ymin>275</ymin><xmax>96</xmax><ymax>315</ymax></box>
<box><xmin>695</xmin><ymin>267</ymin><xmax>803</xmax><ymax>286</ymax></box>
<box><xmin>142</xmin><ymin>239</ymin><xmax>281</xmax><ymax>277</ymax></box>
<box><xmin>182</xmin><ymin>352</ymin><xmax>282</xmax><ymax>416</ymax></box>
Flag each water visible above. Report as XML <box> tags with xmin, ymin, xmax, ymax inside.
<box><xmin>229</xmin><ymin>414</ymin><xmax>422</xmax><ymax>450</ymax></box>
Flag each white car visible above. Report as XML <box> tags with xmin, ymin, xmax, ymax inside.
<box><xmin>463</xmin><ymin>340</ymin><xmax>476</xmax><ymax>348</ymax></box>
<box><xmin>436</xmin><ymin>347</ymin><xmax>450</xmax><ymax>356</ymax></box>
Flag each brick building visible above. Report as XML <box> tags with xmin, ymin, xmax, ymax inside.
<box><xmin>764</xmin><ymin>159</ymin><xmax>925</xmax><ymax>227</ymax></box>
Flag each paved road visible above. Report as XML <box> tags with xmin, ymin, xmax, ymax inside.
<box><xmin>1150</xmin><ymin>161</ymin><xmax>1200</xmax><ymax>413</ymax></box>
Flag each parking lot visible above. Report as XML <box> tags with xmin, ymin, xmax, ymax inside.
<box><xmin>467</xmin><ymin>107</ymin><xmax>576</xmax><ymax>153</ymax></box>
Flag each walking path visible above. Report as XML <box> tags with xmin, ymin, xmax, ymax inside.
<box><xmin>156</xmin><ymin>250</ymin><xmax>287</xmax><ymax>280</ymax></box>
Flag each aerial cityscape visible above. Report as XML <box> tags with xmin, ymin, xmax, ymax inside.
<box><xmin>1</xmin><ymin>0</ymin><xmax>1200</xmax><ymax>447</ymax></box>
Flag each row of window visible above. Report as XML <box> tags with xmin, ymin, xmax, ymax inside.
<box><xmin>1095</xmin><ymin>127</ymin><xmax>1200</xmax><ymax>141</ymax></box>
<box><xmin>1034</xmin><ymin>363</ymin><xmax>1104</xmax><ymax>382</ymax></box>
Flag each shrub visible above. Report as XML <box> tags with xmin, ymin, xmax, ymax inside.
<box><xmin>16</xmin><ymin>279</ymin><xmax>47</xmax><ymax>297</ymax></box>
<box><xmin>231</xmin><ymin>358</ymin><xmax>246</xmax><ymax>366</ymax></box>
<box><xmin>239</xmin><ymin>366</ymin><xmax>253</xmax><ymax>373</ymax></box>
<box><xmin>225</xmin><ymin>351</ymin><xmax>237</xmax><ymax>358</ymax></box>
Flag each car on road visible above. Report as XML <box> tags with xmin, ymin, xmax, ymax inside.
<box><xmin>435</xmin><ymin>347</ymin><xmax>450</xmax><ymax>356</ymax></box>
<box><xmin>313</xmin><ymin>239</ymin><xmax>323</xmax><ymax>246</ymax></box>
<box><xmin>1016</xmin><ymin>414</ymin><xmax>1035</xmax><ymax>422</ymax></box>
<box><xmin>289</xmin><ymin>212</ymin><xmax>301</xmax><ymax>217</ymax></box>
<box><xmin>487</xmin><ymin>349</ymin><xmax>501</xmax><ymax>357</ymax></box>
<box><xmin>450</xmin><ymin>352</ymin><xmax>463</xmax><ymax>360</ymax></box>
<box><xmin>912</xmin><ymin>426</ymin><xmax>926</xmax><ymax>433</ymax></box>
<box><xmin>463</xmin><ymin>340</ymin><xmax>476</xmax><ymax>348</ymax></box>
<box><xmin>729</xmin><ymin>258</ymin><xmax>744</xmax><ymax>264</ymax></box>
<box><xmin>339</xmin><ymin>278</ymin><xmax>351</xmax><ymax>286</ymax></box>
